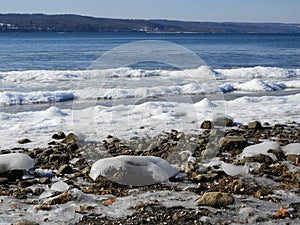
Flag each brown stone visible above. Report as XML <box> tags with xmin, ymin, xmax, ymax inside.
<box><xmin>44</xmin><ymin>191</ymin><xmax>73</xmax><ymax>205</ymax></box>
<box><xmin>248</xmin><ymin>121</ymin><xmax>262</xmax><ymax>130</ymax></box>
<box><xmin>196</xmin><ymin>192</ymin><xmax>234</xmax><ymax>208</ymax></box>
<box><xmin>200</xmin><ymin>120</ymin><xmax>212</xmax><ymax>129</ymax></box>
<box><xmin>219</xmin><ymin>136</ymin><xmax>248</xmax><ymax>152</ymax></box>
<box><xmin>57</xmin><ymin>164</ymin><xmax>73</xmax><ymax>175</ymax></box>
<box><xmin>16</xmin><ymin>220</ymin><xmax>39</xmax><ymax>225</ymax></box>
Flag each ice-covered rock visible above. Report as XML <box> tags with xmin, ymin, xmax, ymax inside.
<box><xmin>0</xmin><ymin>153</ymin><xmax>34</xmax><ymax>173</ymax></box>
<box><xmin>89</xmin><ymin>155</ymin><xmax>177</xmax><ymax>186</ymax></box>
<box><xmin>238</xmin><ymin>141</ymin><xmax>279</xmax><ymax>161</ymax></box>
<box><xmin>51</xmin><ymin>181</ymin><xmax>70</xmax><ymax>192</ymax></box>
<box><xmin>282</xmin><ymin>143</ymin><xmax>300</xmax><ymax>155</ymax></box>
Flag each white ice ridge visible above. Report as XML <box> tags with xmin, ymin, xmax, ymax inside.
<box><xmin>89</xmin><ymin>155</ymin><xmax>177</xmax><ymax>186</ymax></box>
<box><xmin>0</xmin><ymin>153</ymin><xmax>34</xmax><ymax>173</ymax></box>
<box><xmin>0</xmin><ymin>91</ymin><xmax>74</xmax><ymax>106</ymax></box>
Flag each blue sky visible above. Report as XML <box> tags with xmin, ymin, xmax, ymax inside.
<box><xmin>0</xmin><ymin>0</ymin><xmax>299</xmax><ymax>23</ymax></box>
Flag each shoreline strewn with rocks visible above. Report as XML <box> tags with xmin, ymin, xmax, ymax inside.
<box><xmin>0</xmin><ymin>120</ymin><xmax>299</xmax><ymax>224</ymax></box>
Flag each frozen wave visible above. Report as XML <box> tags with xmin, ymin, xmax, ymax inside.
<box><xmin>0</xmin><ymin>91</ymin><xmax>75</xmax><ymax>106</ymax></box>
<box><xmin>1</xmin><ymin>66</ymin><xmax>299</xmax><ymax>82</ymax></box>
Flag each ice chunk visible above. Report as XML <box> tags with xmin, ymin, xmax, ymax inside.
<box><xmin>238</xmin><ymin>141</ymin><xmax>279</xmax><ymax>161</ymax></box>
<box><xmin>282</xmin><ymin>143</ymin><xmax>300</xmax><ymax>155</ymax></box>
<box><xmin>221</xmin><ymin>162</ymin><xmax>248</xmax><ymax>176</ymax></box>
<box><xmin>0</xmin><ymin>153</ymin><xmax>34</xmax><ymax>173</ymax></box>
<box><xmin>89</xmin><ymin>155</ymin><xmax>177</xmax><ymax>186</ymax></box>
<box><xmin>51</xmin><ymin>181</ymin><xmax>70</xmax><ymax>192</ymax></box>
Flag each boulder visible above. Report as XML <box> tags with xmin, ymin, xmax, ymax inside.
<box><xmin>219</xmin><ymin>136</ymin><xmax>248</xmax><ymax>152</ymax></box>
<box><xmin>248</xmin><ymin>121</ymin><xmax>263</xmax><ymax>130</ymax></box>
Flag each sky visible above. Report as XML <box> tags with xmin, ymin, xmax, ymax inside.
<box><xmin>0</xmin><ymin>0</ymin><xmax>299</xmax><ymax>23</ymax></box>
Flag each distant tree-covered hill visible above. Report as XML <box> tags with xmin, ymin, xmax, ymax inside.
<box><xmin>0</xmin><ymin>14</ymin><xmax>299</xmax><ymax>33</ymax></box>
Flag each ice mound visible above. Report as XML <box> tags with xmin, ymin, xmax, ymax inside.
<box><xmin>236</xmin><ymin>79</ymin><xmax>285</xmax><ymax>92</ymax></box>
<box><xmin>238</xmin><ymin>141</ymin><xmax>279</xmax><ymax>161</ymax></box>
<box><xmin>0</xmin><ymin>153</ymin><xmax>34</xmax><ymax>173</ymax></box>
<box><xmin>282</xmin><ymin>143</ymin><xmax>300</xmax><ymax>155</ymax></box>
<box><xmin>89</xmin><ymin>155</ymin><xmax>177</xmax><ymax>186</ymax></box>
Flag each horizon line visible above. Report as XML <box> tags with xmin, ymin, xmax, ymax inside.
<box><xmin>0</xmin><ymin>12</ymin><xmax>299</xmax><ymax>25</ymax></box>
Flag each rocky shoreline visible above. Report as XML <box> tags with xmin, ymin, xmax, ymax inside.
<box><xmin>0</xmin><ymin>120</ymin><xmax>299</xmax><ymax>224</ymax></box>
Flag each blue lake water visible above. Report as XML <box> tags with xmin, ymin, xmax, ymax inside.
<box><xmin>0</xmin><ymin>32</ymin><xmax>299</xmax><ymax>71</ymax></box>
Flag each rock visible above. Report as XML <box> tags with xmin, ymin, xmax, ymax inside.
<box><xmin>17</xmin><ymin>138</ymin><xmax>31</xmax><ymax>144</ymax></box>
<box><xmin>49</xmin><ymin>154</ymin><xmax>69</xmax><ymax>163</ymax></box>
<box><xmin>237</xmin><ymin>154</ymin><xmax>274</xmax><ymax>164</ymax></box>
<box><xmin>248</xmin><ymin>121</ymin><xmax>262</xmax><ymax>130</ymax></box>
<box><xmin>34</xmin><ymin>205</ymin><xmax>52</xmax><ymax>211</ymax></box>
<box><xmin>62</xmin><ymin>133</ymin><xmax>78</xmax><ymax>145</ymax></box>
<box><xmin>0</xmin><ymin>177</ymin><xmax>8</xmax><ymax>184</ymax></box>
<box><xmin>57</xmin><ymin>164</ymin><xmax>73</xmax><ymax>175</ymax></box>
<box><xmin>18</xmin><ymin>180</ymin><xmax>36</xmax><ymax>188</ymax></box>
<box><xmin>15</xmin><ymin>220</ymin><xmax>39</xmax><ymax>225</ymax></box>
<box><xmin>44</xmin><ymin>191</ymin><xmax>73</xmax><ymax>205</ymax></box>
<box><xmin>286</xmin><ymin>155</ymin><xmax>298</xmax><ymax>164</ymax></box>
<box><xmin>39</xmin><ymin>177</ymin><xmax>51</xmax><ymax>184</ymax></box>
<box><xmin>215</xmin><ymin>117</ymin><xmax>234</xmax><ymax>127</ymax></box>
<box><xmin>219</xmin><ymin>136</ymin><xmax>248</xmax><ymax>152</ymax></box>
<box><xmin>52</xmin><ymin>131</ymin><xmax>66</xmax><ymax>140</ymax></box>
<box><xmin>195</xmin><ymin>192</ymin><xmax>234</xmax><ymax>208</ymax></box>
<box><xmin>67</xmin><ymin>142</ymin><xmax>79</xmax><ymax>152</ymax></box>
<box><xmin>200</xmin><ymin>120</ymin><xmax>212</xmax><ymax>129</ymax></box>
<box><xmin>0</xmin><ymin>170</ymin><xmax>24</xmax><ymax>181</ymax></box>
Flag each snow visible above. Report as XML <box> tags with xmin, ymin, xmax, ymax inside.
<box><xmin>238</xmin><ymin>141</ymin><xmax>279</xmax><ymax>161</ymax></box>
<box><xmin>0</xmin><ymin>153</ymin><xmax>34</xmax><ymax>173</ymax></box>
<box><xmin>89</xmin><ymin>155</ymin><xmax>177</xmax><ymax>186</ymax></box>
